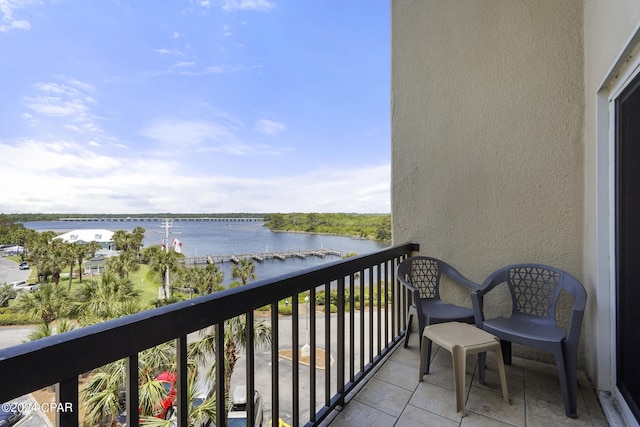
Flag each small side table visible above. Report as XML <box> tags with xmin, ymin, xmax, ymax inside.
<box><xmin>419</xmin><ymin>321</ymin><xmax>509</xmax><ymax>416</ymax></box>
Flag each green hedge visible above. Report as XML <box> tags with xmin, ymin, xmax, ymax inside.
<box><xmin>0</xmin><ymin>311</ymin><xmax>35</xmax><ymax>325</ymax></box>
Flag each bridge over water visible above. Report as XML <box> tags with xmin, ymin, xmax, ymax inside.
<box><xmin>58</xmin><ymin>217</ymin><xmax>265</xmax><ymax>222</ymax></box>
<box><xmin>182</xmin><ymin>248</ymin><xmax>344</xmax><ymax>265</ymax></box>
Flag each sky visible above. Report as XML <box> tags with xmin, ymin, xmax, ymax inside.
<box><xmin>0</xmin><ymin>0</ymin><xmax>390</xmax><ymax>214</ymax></box>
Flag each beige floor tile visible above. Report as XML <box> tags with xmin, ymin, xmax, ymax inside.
<box><xmin>352</xmin><ymin>377</ymin><xmax>412</xmax><ymax>418</ymax></box>
<box><xmin>409</xmin><ymin>381</ymin><xmax>463</xmax><ymax>422</ymax></box>
<box><xmin>460</xmin><ymin>411</ymin><xmax>521</xmax><ymax>427</ymax></box>
<box><xmin>326</xmin><ymin>341</ymin><xmax>610</xmax><ymax>427</ymax></box>
<box><xmin>527</xmin><ymin>412</ymin><xmax>596</xmax><ymax>427</ymax></box>
<box><xmin>466</xmin><ymin>385</ymin><xmax>525</xmax><ymax>426</ymax></box>
<box><xmin>327</xmin><ymin>399</ymin><xmax>397</xmax><ymax>427</ymax></box>
<box><xmin>373</xmin><ymin>359</ymin><xmax>420</xmax><ymax>392</ymax></box>
<box><xmin>398</xmin><ymin>403</ymin><xmax>459</xmax><ymax>426</ymax></box>
<box><xmin>472</xmin><ymin>368</ymin><xmax>524</xmax><ymax>402</ymax></box>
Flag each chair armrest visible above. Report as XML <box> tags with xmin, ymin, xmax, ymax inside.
<box><xmin>470</xmin><ymin>290</ymin><xmax>484</xmax><ymax>328</ymax></box>
<box><xmin>565</xmin><ymin>307</ymin><xmax>585</xmax><ymax>348</ymax></box>
<box><xmin>470</xmin><ymin>270</ymin><xmax>508</xmax><ymax>328</ymax></box>
<box><xmin>440</xmin><ymin>264</ymin><xmax>480</xmax><ymax>291</ymax></box>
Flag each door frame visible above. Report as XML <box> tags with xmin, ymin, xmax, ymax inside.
<box><xmin>597</xmin><ymin>19</ymin><xmax>640</xmax><ymax>427</ymax></box>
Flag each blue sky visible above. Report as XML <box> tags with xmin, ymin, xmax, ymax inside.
<box><xmin>0</xmin><ymin>0</ymin><xmax>390</xmax><ymax>214</ymax></box>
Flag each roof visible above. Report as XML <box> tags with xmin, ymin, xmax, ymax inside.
<box><xmin>55</xmin><ymin>229</ymin><xmax>114</xmax><ymax>244</ymax></box>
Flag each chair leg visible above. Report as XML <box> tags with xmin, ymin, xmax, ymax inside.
<box><xmin>419</xmin><ymin>334</ymin><xmax>428</xmax><ymax>381</ymax></box>
<box><xmin>423</xmin><ymin>339</ymin><xmax>434</xmax><ymax>375</ymax></box>
<box><xmin>554</xmin><ymin>348</ymin><xmax>578</xmax><ymax>418</ymax></box>
<box><xmin>478</xmin><ymin>352</ymin><xmax>486</xmax><ymax>384</ymax></box>
<box><xmin>404</xmin><ymin>309</ymin><xmax>413</xmax><ymax>348</ymax></box>
<box><xmin>500</xmin><ymin>340</ymin><xmax>512</xmax><ymax>365</ymax></box>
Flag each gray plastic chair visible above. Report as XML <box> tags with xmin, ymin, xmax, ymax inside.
<box><xmin>397</xmin><ymin>256</ymin><xmax>479</xmax><ymax>374</ymax></box>
<box><xmin>471</xmin><ymin>264</ymin><xmax>587</xmax><ymax>418</ymax></box>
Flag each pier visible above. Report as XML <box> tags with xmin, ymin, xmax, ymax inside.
<box><xmin>182</xmin><ymin>248</ymin><xmax>344</xmax><ymax>265</ymax></box>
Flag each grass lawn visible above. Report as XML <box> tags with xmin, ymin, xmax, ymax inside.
<box><xmin>129</xmin><ymin>264</ymin><xmax>163</xmax><ymax>305</ymax></box>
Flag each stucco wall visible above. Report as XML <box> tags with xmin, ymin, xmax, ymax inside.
<box><xmin>391</xmin><ymin>1</ymin><xmax>584</xmax><ymax>362</ymax></box>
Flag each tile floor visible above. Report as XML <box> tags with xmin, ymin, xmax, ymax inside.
<box><xmin>324</xmin><ymin>332</ymin><xmax>609</xmax><ymax>427</ymax></box>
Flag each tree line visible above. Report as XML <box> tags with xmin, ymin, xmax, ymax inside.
<box><xmin>264</xmin><ymin>212</ymin><xmax>391</xmax><ymax>242</ymax></box>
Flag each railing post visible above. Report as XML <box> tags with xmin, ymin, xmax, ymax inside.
<box><xmin>56</xmin><ymin>377</ymin><xmax>78</xmax><ymax>427</ymax></box>
<box><xmin>176</xmin><ymin>335</ymin><xmax>188</xmax><ymax>427</ymax></box>
<box><xmin>215</xmin><ymin>322</ymin><xmax>226</xmax><ymax>427</ymax></box>
<box><xmin>245</xmin><ymin>311</ymin><xmax>256</xmax><ymax>427</ymax></box>
<box><xmin>271</xmin><ymin>300</ymin><xmax>280</xmax><ymax>425</ymax></box>
<box><xmin>126</xmin><ymin>354</ymin><xmax>139</xmax><ymax>427</ymax></box>
<box><xmin>337</xmin><ymin>276</ymin><xmax>345</xmax><ymax>406</ymax></box>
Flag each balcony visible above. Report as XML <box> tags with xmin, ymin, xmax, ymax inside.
<box><xmin>0</xmin><ymin>242</ymin><xmax>607</xmax><ymax>426</ymax></box>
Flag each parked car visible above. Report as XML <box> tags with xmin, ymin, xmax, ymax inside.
<box><xmin>10</xmin><ymin>281</ymin><xmax>40</xmax><ymax>292</ymax></box>
<box><xmin>18</xmin><ymin>262</ymin><xmax>29</xmax><ymax>270</ymax></box>
<box><xmin>227</xmin><ymin>386</ymin><xmax>263</xmax><ymax>427</ymax></box>
<box><xmin>0</xmin><ymin>404</ymin><xmax>23</xmax><ymax>427</ymax></box>
<box><xmin>116</xmin><ymin>371</ymin><xmax>177</xmax><ymax>424</ymax></box>
<box><xmin>154</xmin><ymin>371</ymin><xmax>178</xmax><ymax>419</ymax></box>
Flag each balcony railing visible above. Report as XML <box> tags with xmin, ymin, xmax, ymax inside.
<box><xmin>0</xmin><ymin>242</ymin><xmax>418</xmax><ymax>427</ymax></box>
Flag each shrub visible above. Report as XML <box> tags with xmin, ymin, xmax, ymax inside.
<box><xmin>278</xmin><ymin>305</ymin><xmax>293</xmax><ymax>316</ymax></box>
<box><xmin>0</xmin><ymin>311</ymin><xmax>35</xmax><ymax>325</ymax></box>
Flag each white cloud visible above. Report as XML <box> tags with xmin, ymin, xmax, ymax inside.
<box><xmin>22</xmin><ymin>79</ymin><xmax>103</xmax><ymax>134</ymax></box>
<box><xmin>171</xmin><ymin>61</ymin><xmax>196</xmax><ymax>69</ymax></box>
<box><xmin>221</xmin><ymin>0</ymin><xmax>276</xmax><ymax>12</ymax></box>
<box><xmin>0</xmin><ymin>0</ymin><xmax>37</xmax><ymax>32</ymax></box>
<box><xmin>256</xmin><ymin>119</ymin><xmax>285</xmax><ymax>136</ymax></box>
<box><xmin>138</xmin><ymin>117</ymin><xmax>247</xmax><ymax>153</ymax></box>
<box><xmin>0</xmin><ymin>138</ymin><xmax>389</xmax><ymax>214</ymax></box>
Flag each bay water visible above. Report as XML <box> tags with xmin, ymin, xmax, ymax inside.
<box><xmin>23</xmin><ymin>220</ymin><xmax>389</xmax><ymax>286</ymax></box>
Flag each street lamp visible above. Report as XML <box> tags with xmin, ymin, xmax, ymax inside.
<box><xmin>301</xmin><ymin>296</ymin><xmax>310</xmax><ymax>357</ymax></box>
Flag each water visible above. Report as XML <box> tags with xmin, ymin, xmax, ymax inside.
<box><xmin>23</xmin><ymin>220</ymin><xmax>389</xmax><ymax>286</ymax></box>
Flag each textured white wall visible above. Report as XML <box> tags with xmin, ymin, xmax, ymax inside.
<box><xmin>391</xmin><ymin>0</ymin><xmax>584</xmax><ymax>363</ymax></box>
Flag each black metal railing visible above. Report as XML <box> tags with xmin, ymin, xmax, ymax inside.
<box><xmin>0</xmin><ymin>242</ymin><xmax>418</xmax><ymax>426</ymax></box>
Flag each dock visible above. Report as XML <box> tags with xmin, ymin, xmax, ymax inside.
<box><xmin>181</xmin><ymin>248</ymin><xmax>344</xmax><ymax>265</ymax></box>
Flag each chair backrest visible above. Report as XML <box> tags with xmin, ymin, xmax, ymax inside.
<box><xmin>486</xmin><ymin>264</ymin><xmax>587</xmax><ymax>321</ymax></box>
<box><xmin>397</xmin><ymin>256</ymin><xmax>444</xmax><ymax>300</ymax></box>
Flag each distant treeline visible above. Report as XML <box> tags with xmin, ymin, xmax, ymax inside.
<box><xmin>1</xmin><ymin>212</ymin><xmax>392</xmax><ymax>242</ymax></box>
<box><xmin>0</xmin><ymin>213</ymin><xmax>268</xmax><ymax>222</ymax></box>
<box><xmin>264</xmin><ymin>213</ymin><xmax>391</xmax><ymax>242</ymax></box>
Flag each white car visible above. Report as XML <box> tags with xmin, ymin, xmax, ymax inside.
<box><xmin>10</xmin><ymin>281</ymin><xmax>40</xmax><ymax>292</ymax></box>
<box><xmin>228</xmin><ymin>386</ymin><xmax>263</xmax><ymax>427</ymax></box>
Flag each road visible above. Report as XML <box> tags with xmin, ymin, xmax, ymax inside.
<box><xmin>0</xmin><ymin>256</ymin><xmax>31</xmax><ymax>286</ymax></box>
<box><xmin>0</xmin><ymin>257</ymin><xmax>53</xmax><ymax>426</ymax></box>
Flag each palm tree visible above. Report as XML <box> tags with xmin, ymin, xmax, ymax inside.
<box><xmin>179</xmin><ymin>264</ymin><xmax>224</xmax><ymax>296</ymax></box>
<box><xmin>194</xmin><ymin>314</ymin><xmax>272</xmax><ymax>401</ymax></box>
<box><xmin>71</xmin><ymin>272</ymin><xmax>141</xmax><ymax>324</ymax></box>
<box><xmin>0</xmin><ymin>284</ymin><xmax>17</xmax><ymax>307</ymax></box>
<box><xmin>222</xmin><ymin>314</ymin><xmax>271</xmax><ymax>398</ymax></box>
<box><xmin>16</xmin><ymin>283</ymin><xmax>71</xmax><ymax>325</ymax></box>
<box><xmin>80</xmin><ymin>341</ymin><xmax>195</xmax><ymax>427</ymax></box>
<box><xmin>27</xmin><ymin>319</ymin><xmax>76</xmax><ymax>341</ymax></box>
<box><xmin>146</xmin><ymin>245</ymin><xmax>181</xmax><ymax>298</ymax></box>
<box><xmin>231</xmin><ymin>258</ymin><xmax>256</xmax><ymax>285</ymax></box>
<box><xmin>41</xmin><ymin>239</ymin><xmax>74</xmax><ymax>286</ymax></box>
<box><xmin>67</xmin><ymin>243</ymin><xmax>86</xmax><ymax>290</ymax></box>
<box><xmin>112</xmin><ymin>229</ymin><xmax>131</xmax><ymax>251</ymax></box>
<box><xmin>106</xmin><ymin>249</ymin><xmax>139</xmax><ymax>279</ymax></box>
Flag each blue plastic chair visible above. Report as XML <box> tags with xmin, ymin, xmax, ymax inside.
<box><xmin>471</xmin><ymin>264</ymin><xmax>587</xmax><ymax>418</ymax></box>
<box><xmin>397</xmin><ymin>256</ymin><xmax>479</xmax><ymax>374</ymax></box>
